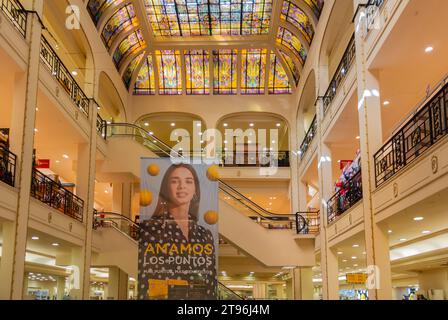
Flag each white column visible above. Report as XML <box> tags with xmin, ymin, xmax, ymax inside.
<box><xmin>354</xmin><ymin>4</ymin><xmax>392</xmax><ymax>300</ymax></box>
<box><xmin>108</xmin><ymin>267</ymin><xmax>129</xmax><ymax>300</ymax></box>
<box><xmin>293</xmin><ymin>267</ymin><xmax>314</xmax><ymax>300</ymax></box>
<box><xmin>252</xmin><ymin>283</ymin><xmax>267</xmax><ymax>300</ymax></box>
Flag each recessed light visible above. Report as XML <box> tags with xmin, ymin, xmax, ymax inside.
<box><xmin>351</xmin><ymin>256</ymin><xmax>357</xmax><ymax>260</ymax></box>
<box><xmin>34</xmin><ymin>128</ymin><xmax>38</xmax><ymax>133</ymax></box>
<box><xmin>271</xmin><ymin>140</ymin><xmax>276</xmax><ymax>144</ymax></box>
<box><xmin>399</xmin><ymin>238</ymin><xmax>407</xmax><ymax>242</ymax></box>
<box><xmin>97</xmin><ymin>106</ymin><xmax>101</xmax><ymax>110</ymax></box>
<box><xmin>144</xmin><ymin>122</ymin><xmax>149</xmax><ymax>127</ymax></box>
<box><xmin>337</xmin><ymin>252</ymin><xmax>343</xmax><ymax>255</ymax></box>
<box><xmin>62</xmin><ymin>154</ymin><xmax>69</xmax><ymax>159</ymax></box>
<box><xmin>425</xmin><ymin>46</ymin><xmax>434</xmax><ymax>53</ymax></box>
<box><xmin>223</xmin><ymin>123</ymin><xmax>228</xmax><ymax>127</ymax></box>
<box><xmin>422</xmin><ymin>230</ymin><xmax>431</xmax><ymax>235</ymax></box>
<box><xmin>356</xmin><ymin>136</ymin><xmax>360</xmax><ymax>140</ymax></box>
<box><xmin>171</xmin><ymin>123</ymin><xmax>176</xmax><ymax>127</ymax></box>
<box><xmin>35</xmin><ymin>107</ymin><xmax>39</xmax><ymax>111</ymax></box>
<box><xmin>353</xmin><ymin>264</ymin><xmax>358</xmax><ymax>267</ymax></box>
<box><xmin>276</xmin><ymin>123</ymin><xmax>281</xmax><ymax>127</ymax></box>
<box><xmin>52</xmin><ymin>243</ymin><xmax>59</xmax><ymax>247</ymax></box>
<box><xmin>414</xmin><ymin>217</ymin><xmax>424</xmax><ymax>221</ymax></box>
<box><xmin>249</xmin><ymin>123</ymin><xmax>254</xmax><ymax>127</ymax></box>
<box><xmin>383</xmin><ymin>101</ymin><xmax>390</xmax><ymax>106</ymax></box>
<box><xmin>352</xmin><ymin>244</ymin><xmax>359</xmax><ymax>248</ymax></box>
<box><xmin>31</xmin><ymin>236</ymin><xmax>39</xmax><ymax>240</ymax></box>
<box><xmin>388</xmin><ymin>230</ymin><xmax>393</xmax><ymax>234</ymax></box>
<box><xmin>71</xmin><ymin>70</ymin><xmax>78</xmax><ymax>76</ymax></box>
<box><xmin>342</xmin><ymin>259</ymin><xmax>347</xmax><ymax>262</ymax></box>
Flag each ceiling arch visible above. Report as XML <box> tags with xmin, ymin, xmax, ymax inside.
<box><xmin>86</xmin><ymin>0</ymin><xmax>324</xmax><ymax>95</ymax></box>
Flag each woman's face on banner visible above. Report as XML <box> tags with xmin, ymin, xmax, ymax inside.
<box><xmin>168</xmin><ymin>167</ymin><xmax>196</xmax><ymax>206</ymax></box>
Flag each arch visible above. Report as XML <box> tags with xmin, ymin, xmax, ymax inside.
<box><xmin>98</xmin><ymin>71</ymin><xmax>127</xmax><ymax>122</ymax></box>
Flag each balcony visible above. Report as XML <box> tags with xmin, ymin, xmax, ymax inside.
<box><xmin>30</xmin><ymin>168</ymin><xmax>84</xmax><ymax>222</ymax></box>
<box><xmin>327</xmin><ymin>170</ymin><xmax>363</xmax><ymax>224</ymax></box>
<box><xmin>296</xmin><ymin>211</ymin><xmax>320</xmax><ymax>235</ymax></box>
<box><xmin>0</xmin><ymin>0</ymin><xmax>27</xmax><ymax>38</ymax></box>
<box><xmin>96</xmin><ymin>113</ymin><xmax>107</xmax><ymax>140</ymax></box>
<box><xmin>39</xmin><ymin>36</ymin><xmax>90</xmax><ymax>118</ymax></box>
<box><xmin>374</xmin><ymin>80</ymin><xmax>448</xmax><ymax>187</ymax></box>
<box><xmin>220</xmin><ymin>150</ymin><xmax>290</xmax><ymax>168</ymax></box>
<box><xmin>299</xmin><ymin>115</ymin><xmax>317</xmax><ymax>160</ymax></box>
<box><xmin>322</xmin><ymin>35</ymin><xmax>356</xmax><ymax>117</ymax></box>
<box><xmin>0</xmin><ymin>147</ymin><xmax>16</xmax><ymax>187</ymax></box>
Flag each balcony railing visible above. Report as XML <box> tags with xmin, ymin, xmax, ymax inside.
<box><xmin>31</xmin><ymin>168</ymin><xmax>84</xmax><ymax>222</ymax></box>
<box><xmin>296</xmin><ymin>211</ymin><xmax>320</xmax><ymax>235</ymax></box>
<box><xmin>39</xmin><ymin>36</ymin><xmax>89</xmax><ymax>117</ymax></box>
<box><xmin>374</xmin><ymin>81</ymin><xmax>448</xmax><ymax>187</ymax></box>
<box><xmin>322</xmin><ymin>35</ymin><xmax>356</xmax><ymax>116</ymax></box>
<box><xmin>299</xmin><ymin>116</ymin><xmax>317</xmax><ymax>160</ymax></box>
<box><xmin>221</xmin><ymin>151</ymin><xmax>290</xmax><ymax>168</ymax></box>
<box><xmin>96</xmin><ymin>114</ymin><xmax>107</xmax><ymax>140</ymax></box>
<box><xmin>0</xmin><ymin>147</ymin><xmax>16</xmax><ymax>187</ymax></box>
<box><xmin>0</xmin><ymin>0</ymin><xmax>27</xmax><ymax>37</ymax></box>
<box><xmin>327</xmin><ymin>170</ymin><xmax>363</xmax><ymax>224</ymax></box>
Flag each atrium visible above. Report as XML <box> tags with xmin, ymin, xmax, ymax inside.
<box><xmin>0</xmin><ymin>0</ymin><xmax>448</xmax><ymax>301</ymax></box>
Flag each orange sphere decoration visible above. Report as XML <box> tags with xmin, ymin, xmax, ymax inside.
<box><xmin>140</xmin><ymin>189</ymin><xmax>153</xmax><ymax>207</ymax></box>
<box><xmin>147</xmin><ymin>164</ymin><xmax>160</xmax><ymax>176</ymax></box>
<box><xmin>206</xmin><ymin>165</ymin><xmax>219</xmax><ymax>181</ymax></box>
<box><xmin>204</xmin><ymin>210</ymin><xmax>219</xmax><ymax>225</ymax></box>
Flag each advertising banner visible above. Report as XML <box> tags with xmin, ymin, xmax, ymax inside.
<box><xmin>138</xmin><ymin>159</ymin><xmax>219</xmax><ymax>300</ymax></box>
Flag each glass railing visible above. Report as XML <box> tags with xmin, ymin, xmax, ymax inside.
<box><xmin>327</xmin><ymin>170</ymin><xmax>362</xmax><ymax>224</ymax></box>
<box><xmin>105</xmin><ymin>123</ymin><xmax>312</xmax><ymax>234</ymax></box>
<box><xmin>39</xmin><ymin>36</ymin><xmax>90</xmax><ymax>118</ymax></box>
<box><xmin>0</xmin><ymin>0</ymin><xmax>27</xmax><ymax>37</ymax></box>
<box><xmin>0</xmin><ymin>147</ymin><xmax>16</xmax><ymax>187</ymax></box>
<box><xmin>218</xmin><ymin>282</ymin><xmax>245</xmax><ymax>300</ymax></box>
<box><xmin>322</xmin><ymin>34</ymin><xmax>356</xmax><ymax>116</ymax></box>
<box><xmin>299</xmin><ymin>115</ymin><xmax>317</xmax><ymax>159</ymax></box>
<box><xmin>93</xmin><ymin>211</ymin><xmax>140</xmax><ymax>241</ymax></box>
<box><xmin>374</xmin><ymin>80</ymin><xmax>448</xmax><ymax>187</ymax></box>
<box><xmin>30</xmin><ymin>168</ymin><xmax>84</xmax><ymax>222</ymax></box>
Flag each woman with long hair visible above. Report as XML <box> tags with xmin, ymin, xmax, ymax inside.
<box><xmin>139</xmin><ymin>164</ymin><xmax>217</xmax><ymax>300</ymax></box>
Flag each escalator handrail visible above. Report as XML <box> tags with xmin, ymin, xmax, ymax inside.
<box><xmin>103</xmin><ymin>123</ymin><xmax>299</xmax><ymax>224</ymax></box>
<box><xmin>93</xmin><ymin>211</ymin><xmax>141</xmax><ymax>229</ymax></box>
<box><xmin>218</xmin><ymin>281</ymin><xmax>245</xmax><ymax>300</ymax></box>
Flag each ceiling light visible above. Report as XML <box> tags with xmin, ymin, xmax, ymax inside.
<box><xmin>97</xmin><ymin>106</ymin><xmax>101</xmax><ymax>110</ymax></box>
<box><xmin>422</xmin><ymin>230</ymin><xmax>431</xmax><ymax>235</ymax></box>
<box><xmin>34</xmin><ymin>128</ymin><xmax>38</xmax><ymax>133</ymax></box>
<box><xmin>31</xmin><ymin>236</ymin><xmax>39</xmax><ymax>240</ymax></box>
<box><xmin>351</xmin><ymin>256</ymin><xmax>357</xmax><ymax>260</ymax></box>
<box><xmin>414</xmin><ymin>216</ymin><xmax>424</xmax><ymax>221</ymax></box>
<box><xmin>388</xmin><ymin>230</ymin><xmax>393</xmax><ymax>234</ymax></box>
<box><xmin>223</xmin><ymin>123</ymin><xmax>228</xmax><ymax>127</ymax></box>
<box><xmin>55</xmin><ymin>160</ymin><xmax>60</xmax><ymax>164</ymax></box>
<box><xmin>425</xmin><ymin>46</ymin><xmax>434</xmax><ymax>53</ymax></box>
<box><xmin>62</xmin><ymin>154</ymin><xmax>69</xmax><ymax>159</ymax></box>
<box><xmin>337</xmin><ymin>251</ymin><xmax>343</xmax><ymax>255</ymax></box>
<box><xmin>52</xmin><ymin>243</ymin><xmax>59</xmax><ymax>247</ymax></box>
<box><xmin>342</xmin><ymin>260</ymin><xmax>347</xmax><ymax>263</ymax></box>
<box><xmin>71</xmin><ymin>70</ymin><xmax>78</xmax><ymax>76</ymax></box>
<box><xmin>144</xmin><ymin>122</ymin><xmax>149</xmax><ymax>127</ymax></box>
<box><xmin>352</xmin><ymin>244</ymin><xmax>359</xmax><ymax>248</ymax></box>
<box><xmin>271</xmin><ymin>140</ymin><xmax>276</xmax><ymax>144</ymax></box>
<box><xmin>383</xmin><ymin>101</ymin><xmax>390</xmax><ymax>106</ymax></box>
<box><xmin>276</xmin><ymin>123</ymin><xmax>281</xmax><ymax>127</ymax></box>
<box><xmin>171</xmin><ymin>123</ymin><xmax>176</xmax><ymax>127</ymax></box>
<box><xmin>356</xmin><ymin>136</ymin><xmax>360</xmax><ymax>140</ymax></box>
<box><xmin>353</xmin><ymin>264</ymin><xmax>358</xmax><ymax>267</ymax></box>
<box><xmin>399</xmin><ymin>238</ymin><xmax>407</xmax><ymax>242</ymax></box>
<box><xmin>249</xmin><ymin>123</ymin><xmax>254</xmax><ymax>127</ymax></box>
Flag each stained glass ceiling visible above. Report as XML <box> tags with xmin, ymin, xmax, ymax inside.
<box><xmin>87</xmin><ymin>0</ymin><xmax>324</xmax><ymax>95</ymax></box>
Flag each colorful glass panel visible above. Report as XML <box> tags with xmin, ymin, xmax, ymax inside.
<box><xmin>213</xmin><ymin>49</ymin><xmax>237</xmax><ymax>95</ymax></box>
<box><xmin>279</xmin><ymin>50</ymin><xmax>300</xmax><ymax>86</ymax></box>
<box><xmin>268</xmin><ymin>51</ymin><xmax>291</xmax><ymax>94</ymax></box>
<box><xmin>184</xmin><ymin>50</ymin><xmax>210</xmax><ymax>95</ymax></box>
<box><xmin>156</xmin><ymin>50</ymin><xmax>183</xmax><ymax>95</ymax></box>
<box><xmin>134</xmin><ymin>55</ymin><xmax>156</xmax><ymax>95</ymax></box>
<box><xmin>101</xmin><ymin>4</ymin><xmax>138</xmax><ymax>50</ymax></box>
<box><xmin>304</xmin><ymin>0</ymin><xmax>324</xmax><ymax>18</ymax></box>
<box><xmin>241</xmin><ymin>49</ymin><xmax>267</xmax><ymax>95</ymax></box>
<box><xmin>281</xmin><ymin>1</ymin><xmax>314</xmax><ymax>44</ymax></box>
<box><xmin>144</xmin><ymin>0</ymin><xmax>272</xmax><ymax>37</ymax></box>
<box><xmin>123</xmin><ymin>52</ymin><xmax>145</xmax><ymax>89</ymax></box>
<box><xmin>276</xmin><ymin>27</ymin><xmax>307</xmax><ymax>64</ymax></box>
<box><xmin>87</xmin><ymin>0</ymin><xmax>125</xmax><ymax>25</ymax></box>
<box><xmin>113</xmin><ymin>30</ymin><xmax>146</xmax><ymax>68</ymax></box>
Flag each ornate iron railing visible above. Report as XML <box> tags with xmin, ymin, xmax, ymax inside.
<box><xmin>296</xmin><ymin>211</ymin><xmax>320</xmax><ymax>235</ymax></box>
<box><xmin>322</xmin><ymin>35</ymin><xmax>356</xmax><ymax>116</ymax></box>
<box><xmin>327</xmin><ymin>170</ymin><xmax>362</xmax><ymax>224</ymax></box>
<box><xmin>96</xmin><ymin>113</ymin><xmax>107</xmax><ymax>140</ymax></box>
<box><xmin>39</xmin><ymin>36</ymin><xmax>89</xmax><ymax>117</ymax></box>
<box><xmin>0</xmin><ymin>0</ymin><xmax>27</xmax><ymax>37</ymax></box>
<box><xmin>374</xmin><ymin>81</ymin><xmax>448</xmax><ymax>187</ymax></box>
<box><xmin>221</xmin><ymin>150</ymin><xmax>290</xmax><ymax>168</ymax></box>
<box><xmin>299</xmin><ymin>116</ymin><xmax>317</xmax><ymax>159</ymax></box>
<box><xmin>0</xmin><ymin>147</ymin><xmax>16</xmax><ymax>187</ymax></box>
<box><xmin>31</xmin><ymin>168</ymin><xmax>84</xmax><ymax>222</ymax></box>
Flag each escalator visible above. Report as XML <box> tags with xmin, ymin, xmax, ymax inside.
<box><xmin>218</xmin><ymin>282</ymin><xmax>245</xmax><ymax>300</ymax></box>
<box><xmin>99</xmin><ymin>123</ymin><xmax>317</xmax><ymax>266</ymax></box>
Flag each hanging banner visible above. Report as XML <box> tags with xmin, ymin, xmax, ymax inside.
<box><xmin>138</xmin><ymin>158</ymin><xmax>219</xmax><ymax>300</ymax></box>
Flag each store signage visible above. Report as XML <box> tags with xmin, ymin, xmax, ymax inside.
<box><xmin>138</xmin><ymin>158</ymin><xmax>219</xmax><ymax>300</ymax></box>
<box><xmin>346</xmin><ymin>273</ymin><xmax>368</xmax><ymax>284</ymax></box>
<box><xmin>35</xmin><ymin>159</ymin><xmax>50</xmax><ymax>169</ymax></box>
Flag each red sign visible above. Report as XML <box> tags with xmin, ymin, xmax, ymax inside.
<box><xmin>339</xmin><ymin>160</ymin><xmax>353</xmax><ymax>170</ymax></box>
<box><xmin>35</xmin><ymin>159</ymin><xmax>50</xmax><ymax>169</ymax></box>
